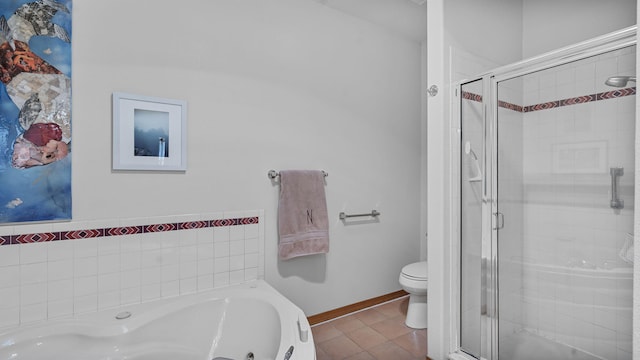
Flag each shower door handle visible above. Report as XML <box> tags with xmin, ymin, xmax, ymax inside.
<box><xmin>493</xmin><ymin>212</ymin><xmax>504</xmax><ymax>230</ymax></box>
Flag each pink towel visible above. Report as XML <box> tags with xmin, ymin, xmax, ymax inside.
<box><xmin>278</xmin><ymin>170</ymin><xmax>329</xmax><ymax>260</ymax></box>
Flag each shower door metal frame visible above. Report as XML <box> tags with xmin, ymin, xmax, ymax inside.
<box><xmin>452</xmin><ymin>25</ymin><xmax>637</xmax><ymax>360</ymax></box>
<box><xmin>456</xmin><ymin>76</ymin><xmax>494</xmax><ymax>360</ymax></box>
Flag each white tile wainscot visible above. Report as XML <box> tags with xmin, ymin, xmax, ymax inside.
<box><xmin>0</xmin><ymin>210</ymin><xmax>265</xmax><ymax>329</ymax></box>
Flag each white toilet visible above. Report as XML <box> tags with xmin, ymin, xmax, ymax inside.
<box><xmin>399</xmin><ymin>260</ymin><xmax>427</xmax><ymax>329</ymax></box>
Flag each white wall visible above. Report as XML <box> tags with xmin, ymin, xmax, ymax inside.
<box><xmin>445</xmin><ymin>0</ymin><xmax>523</xmax><ymax>68</ymax></box>
<box><xmin>79</xmin><ymin>0</ymin><xmax>425</xmax><ymax>316</ymax></box>
<box><xmin>426</xmin><ymin>2</ymin><xmax>447</xmax><ymax>358</ymax></box>
<box><xmin>523</xmin><ymin>0</ymin><xmax>637</xmax><ymax>58</ymax></box>
<box><xmin>0</xmin><ymin>0</ymin><xmax>424</xmax><ymax>319</ymax></box>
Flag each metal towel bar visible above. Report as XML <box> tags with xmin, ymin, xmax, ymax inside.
<box><xmin>268</xmin><ymin>169</ymin><xmax>328</xmax><ymax>179</ymax></box>
<box><xmin>339</xmin><ymin>210</ymin><xmax>380</xmax><ymax>220</ymax></box>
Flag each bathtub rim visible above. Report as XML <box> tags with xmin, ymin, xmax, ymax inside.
<box><xmin>504</xmin><ymin>257</ymin><xmax>633</xmax><ymax>279</ymax></box>
<box><xmin>0</xmin><ymin>280</ymin><xmax>315</xmax><ymax>360</ymax></box>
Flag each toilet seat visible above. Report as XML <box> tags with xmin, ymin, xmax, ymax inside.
<box><xmin>401</xmin><ymin>261</ymin><xmax>427</xmax><ymax>281</ymax></box>
<box><xmin>401</xmin><ymin>273</ymin><xmax>427</xmax><ymax>282</ymax></box>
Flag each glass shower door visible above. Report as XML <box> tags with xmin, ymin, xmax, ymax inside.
<box><xmin>495</xmin><ymin>45</ymin><xmax>635</xmax><ymax>360</ymax></box>
<box><xmin>460</xmin><ymin>78</ymin><xmax>486</xmax><ymax>359</ymax></box>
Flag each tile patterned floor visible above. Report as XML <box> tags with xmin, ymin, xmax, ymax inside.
<box><xmin>311</xmin><ymin>296</ymin><xmax>427</xmax><ymax>360</ymax></box>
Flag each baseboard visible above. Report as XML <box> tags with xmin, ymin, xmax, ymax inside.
<box><xmin>307</xmin><ymin>290</ymin><xmax>408</xmax><ymax>325</ymax></box>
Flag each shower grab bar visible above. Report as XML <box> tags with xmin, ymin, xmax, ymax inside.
<box><xmin>339</xmin><ymin>210</ymin><xmax>380</xmax><ymax>220</ymax></box>
<box><xmin>610</xmin><ymin>167</ymin><xmax>624</xmax><ymax>209</ymax></box>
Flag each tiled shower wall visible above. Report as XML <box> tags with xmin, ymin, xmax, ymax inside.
<box><xmin>521</xmin><ymin>46</ymin><xmax>636</xmax><ymax>270</ymax></box>
<box><xmin>0</xmin><ymin>210</ymin><xmax>264</xmax><ymax>329</ymax></box>
<box><xmin>509</xmin><ymin>45</ymin><xmax>635</xmax><ymax>359</ymax></box>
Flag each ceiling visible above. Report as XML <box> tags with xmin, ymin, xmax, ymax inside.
<box><xmin>312</xmin><ymin>0</ymin><xmax>427</xmax><ymax>42</ymax></box>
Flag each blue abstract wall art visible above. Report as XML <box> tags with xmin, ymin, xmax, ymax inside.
<box><xmin>0</xmin><ymin>0</ymin><xmax>72</xmax><ymax>223</ymax></box>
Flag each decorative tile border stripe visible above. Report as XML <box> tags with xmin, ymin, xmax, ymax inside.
<box><xmin>178</xmin><ymin>221</ymin><xmax>208</xmax><ymax>230</ymax></box>
<box><xmin>560</xmin><ymin>94</ymin><xmax>596</xmax><ymax>106</ymax></box>
<box><xmin>523</xmin><ymin>88</ymin><xmax>635</xmax><ymax>112</ymax></box>
<box><xmin>462</xmin><ymin>87</ymin><xmax>636</xmax><ymax>113</ymax></box>
<box><xmin>497</xmin><ymin>100</ymin><xmax>523</xmax><ymax>113</ymax></box>
<box><xmin>596</xmin><ymin>87</ymin><xmax>636</xmax><ymax>100</ymax></box>
<box><xmin>63</xmin><ymin>229</ymin><xmax>104</xmax><ymax>240</ymax></box>
<box><xmin>106</xmin><ymin>226</ymin><xmax>143</xmax><ymax>236</ymax></box>
<box><xmin>524</xmin><ymin>100</ymin><xmax>559</xmax><ymax>112</ymax></box>
<box><xmin>14</xmin><ymin>232</ymin><xmax>60</xmax><ymax>243</ymax></box>
<box><xmin>0</xmin><ymin>216</ymin><xmax>259</xmax><ymax>246</ymax></box>
<box><xmin>461</xmin><ymin>91</ymin><xmax>482</xmax><ymax>102</ymax></box>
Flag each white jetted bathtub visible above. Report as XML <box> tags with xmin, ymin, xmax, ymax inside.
<box><xmin>0</xmin><ymin>280</ymin><xmax>315</xmax><ymax>360</ymax></box>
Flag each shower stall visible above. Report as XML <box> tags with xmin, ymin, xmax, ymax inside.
<box><xmin>455</xmin><ymin>27</ymin><xmax>636</xmax><ymax>360</ymax></box>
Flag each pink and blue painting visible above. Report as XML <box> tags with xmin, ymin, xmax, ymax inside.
<box><xmin>0</xmin><ymin>0</ymin><xmax>72</xmax><ymax>223</ymax></box>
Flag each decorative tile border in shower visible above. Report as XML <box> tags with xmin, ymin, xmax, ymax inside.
<box><xmin>498</xmin><ymin>100</ymin><xmax>524</xmax><ymax>113</ymax></box>
<box><xmin>523</xmin><ymin>87</ymin><xmax>636</xmax><ymax>112</ymax></box>
<box><xmin>462</xmin><ymin>87</ymin><xmax>636</xmax><ymax>113</ymax></box>
<box><xmin>0</xmin><ymin>216</ymin><xmax>259</xmax><ymax>246</ymax></box>
<box><xmin>462</xmin><ymin>91</ymin><xmax>483</xmax><ymax>102</ymax></box>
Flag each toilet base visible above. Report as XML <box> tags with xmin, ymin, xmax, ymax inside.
<box><xmin>405</xmin><ymin>294</ymin><xmax>427</xmax><ymax>329</ymax></box>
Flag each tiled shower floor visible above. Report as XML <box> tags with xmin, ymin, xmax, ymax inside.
<box><xmin>311</xmin><ymin>296</ymin><xmax>427</xmax><ymax>360</ymax></box>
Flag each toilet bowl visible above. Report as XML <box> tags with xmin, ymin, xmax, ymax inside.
<box><xmin>399</xmin><ymin>261</ymin><xmax>427</xmax><ymax>329</ymax></box>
